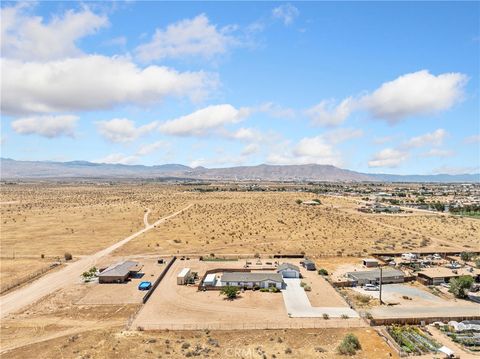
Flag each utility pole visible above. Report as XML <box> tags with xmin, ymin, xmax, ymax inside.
<box><xmin>379</xmin><ymin>266</ymin><xmax>383</xmax><ymax>305</ymax></box>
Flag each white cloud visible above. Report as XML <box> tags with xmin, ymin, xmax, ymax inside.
<box><xmin>272</xmin><ymin>4</ymin><xmax>299</xmax><ymax>25</ymax></box>
<box><xmin>1</xmin><ymin>56</ymin><xmax>216</xmax><ymax>115</ymax></box>
<box><xmin>96</xmin><ymin>118</ymin><xmax>158</xmax><ymax>143</ymax></box>
<box><xmin>256</xmin><ymin>102</ymin><xmax>296</xmax><ymax>119</ymax></box>
<box><xmin>368</xmin><ymin>148</ymin><xmax>409</xmax><ymax>168</ymax></box>
<box><xmin>309</xmin><ymin>70</ymin><xmax>468</xmax><ymax>126</ymax></box>
<box><xmin>1</xmin><ymin>4</ymin><xmax>108</xmax><ymax>61</ymax></box>
<box><xmin>361</xmin><ymin>71</ymin><xmax>467</xmax><ymax>122</ymax></box>
<box><xmin>136</xmin><ymin>141</ymin><xmax>167</xmax><ymax>156</ymax></box>
<box><xmin>267</xmin><ymin>136</ymin><xmax>342</xmax><ymax>166</ymax></box>
<box><xmin>421</xmin><ymin>148</ymin><xmax>454</xmax><ymax>158</ymax></box>
<box><xmin>241</xmin><ymin>143</ymin><xmax>260</xmax><ymax>156</ymax></box>
<box><xmin>323</xmin><ymin>127</ymin><xmax>364</xmax><ymax>144</ymax></box>
<box><xmin>11</xmin><ymin>115</ymin><xmax>78</xmax><ymax>138</ymax></box>
<box><xmin>464</xmin><ymin>134</ymin><xmax>480</xmax><ymax>144</ymax></box>
<box><xmin>135</xmin><ymin>14</ymin><xmax>236</xmax><ymax>62</ymax></box>
<box><xmin>159</xmin><ymin>104</ymin><xmax>246</xmax><ymax>136</ymax></box>
<box><xmin>305</xmin><ymin>98</ymin><xmax>354</xmax><ymax>126</ymax></box>
<box><xmin>404</xmin><ymin>129</ymin><xmax>447</xmax><ymax>148</ymax></box>
<box><xmin>93</xmin><ymin>153</ymin><xmax>139</xmax><ymax>165</ymax></box>
<box><xmin>223</xmin><ymin>127</ymin><xmax>262</xmax><ymax>142</ymax></box>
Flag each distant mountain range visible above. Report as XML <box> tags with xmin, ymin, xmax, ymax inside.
<box><xmin>1</xmin><ymin>158</ymin><xmax>479</xmax><ymax>183</ymax></box>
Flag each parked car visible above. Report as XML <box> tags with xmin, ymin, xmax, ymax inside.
<box><xmin>364</xmin><ymin>284</ymin><xmax>379</xmax><ymax>291</ymax></box>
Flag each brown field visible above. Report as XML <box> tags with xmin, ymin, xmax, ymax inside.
<box><xmin>1</xmin><ymin>326</ymin><xmax>398</xmax><ymax>359</ymax></box>
<box><xmin>1</xmin><ymin>183</ymin><xmax>478</xmax><ymax>357</ymax></box>
<box><xmin>116</xmin><ymin>190</ymin><xmax>479</xmax><ymax>256</ymax></box>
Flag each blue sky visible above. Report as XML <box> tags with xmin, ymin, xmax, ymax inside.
<box><xmin>1</xmin><ymin>1</ymin><xmax>479</xmax><ymax>174</ymax></box>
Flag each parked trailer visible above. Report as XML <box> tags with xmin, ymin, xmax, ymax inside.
<box><xmin>177</xmin><ymin>268</ymin><xmax>191</xmax><ymax>285</ymax></box>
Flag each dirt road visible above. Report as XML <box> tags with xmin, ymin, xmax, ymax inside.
<box><xmin>0</xmin><ymin>204</ymin><xmax>192</xmax><ymax>319</ymax></box>
<box><xmin>143</xmin><ymin>208</ymin><xmax>151</xmax><ymax>227</ymax></box>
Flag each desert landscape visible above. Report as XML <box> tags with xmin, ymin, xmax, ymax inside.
<box><xmin>1</xmin><ymin>182</ymin><xmax>479</xmax><ymax>358</ymax></box>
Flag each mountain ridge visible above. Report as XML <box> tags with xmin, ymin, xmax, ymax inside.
<box><xmin>1</xmin><ymin>158</ymin><xmax>478</xmax><ymax>183</ymax></box>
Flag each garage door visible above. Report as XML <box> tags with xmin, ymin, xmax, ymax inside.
<box><xmin>282</xmin><ymin>270</ymin><xmax>298</xmax><ymax>278</ymax></box>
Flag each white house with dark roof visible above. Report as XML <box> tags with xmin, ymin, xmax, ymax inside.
<box><xmin>220</xmin><ymin>272</ymin><xmax>285</xmax><ymax>289</ymax></box>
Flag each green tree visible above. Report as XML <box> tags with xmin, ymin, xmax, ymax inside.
<box><xmin>318</xmin><ymin>268</ymin><xmax>329</xmax><ymax>276</ymax></box>
<box><xmin>449</xmin><ymin>276</ymin><xmax>474</xmax><ymax>298</ymax></box>
<box><xmin>220</xmin><ymin>286</ymin><xmax>240</xmax><ymax>300</ymax></box>
<box><xmin>460</xmin><ymin>252</ymin><xmax>473</xmax><ymax>262</ymax></box>
<box><xmin>337</xmin><ymin>333</ymin><xmax>361</xmax><ymax>355</ymax></box>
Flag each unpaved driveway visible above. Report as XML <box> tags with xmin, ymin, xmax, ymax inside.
<box><xmin>282</xmin><ymin>278</ymin><xmax>359</xmax><ymax>318</ymax></box>
<box><xmin>0</xmin><ymin>204</ymin><xmax>192</xmax><ymax>319</ymax></box>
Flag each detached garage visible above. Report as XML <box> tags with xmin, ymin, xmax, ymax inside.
<box><xmin>98</xmin><ymin>261</ymin><xmax>142</xmax><ymax>283</ymax></box>
<box><xmin>277</xmin><ymin>263</ymin><xmax>301</xmax><ymax>278</ymax></box>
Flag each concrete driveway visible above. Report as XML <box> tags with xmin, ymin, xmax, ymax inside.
<box><xmin>352</xmin><ymin>284</ymin><xmax>445</xmax><ymax>304</ymax></box>
<box><xmin>282</xmin><ymin>278</ymin><xmax>359</xmax><ymax>318</ymax></box>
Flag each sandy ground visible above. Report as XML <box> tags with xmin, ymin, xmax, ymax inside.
<box><xmin>115</xmin><ymin>191</ymin><xmax>479</xmax><ymax>257</ymax></box>
<box><xmin>1</xmin><ymin>327</ymin><xmax>398</xmax><ymax>359</ymax></box>
<box><xmin>298</xmin><ymin>266</ymin><xmax>349</xmax><ymax>307</ymax></box>
<box><xmin>0</xmin><ymin>205</ymin><xmax>191</xmax><ymax>319</ymax></box>
<box><xmin>0</xmin><ymin>257</ymin><xmax>60</xmax><ymax>292</ymax></box>
<box><xmin>77</xmin><ymin>258</ymin><xmax>167</xmax><ymax>305</ymax></box>
<box><xmin>132</xmin><ymin>258</ymin><xmax>364</xmax><ymax>330</ymax></box>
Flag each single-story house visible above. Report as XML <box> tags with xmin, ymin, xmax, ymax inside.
<box><xmin>417</xmin><ymin>267</ymin><xmax>480</xmax><ymax>285</ymax></box>
<box><xmin>347</xmin><ymin>268</ymin><xmax>405</xmax><ymax>285</ymax></box>
<box><xmin>177</xmin><ymin>268</ymin><xmax>191</xmax><ymax>285</ymax></box>
<box><xmin>302</xmin><ymin>259</ymin><xmax>316</xmax><ymax>271</ymax></box>
<box><xmin>277</xmin><ymin>263</ymin><xmax>301</xmax><ymax>278</ymax></box>
<box><xmin>363</xmin><ymin>258</ymin><xmax>379</xmax><ymax>268</ymax></box>
<box><xmin>221</xmin><ymin>272</ymin><xmax>285</xmax><ymax>289</ymax></box>
<box><xmin>98</xmin><ymin>261</ymin><xmax>142</xmax><ymax>283</ymax></box>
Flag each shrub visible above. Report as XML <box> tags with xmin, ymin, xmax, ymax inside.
<box><xmin>220</xmin><ymin>286</ymin><xmax>239</xmax><ymax>300</ymax></box>
<box><xmin>318</xmin><ymin>268</ymin><xmax>329</xmax><ymax>276</ymax></box>
<box><xmin>295</xmin><ymin>199</ymin><xmax>302</xmax><ymax>205</ymax></box>
<box><xmin>341</xmin><ymin>314</ymin><xmax>349</xmax><ymax>319</ymax></box>
<box><xmin>64</xmin><ymin>252</ymin><xmax>72</xmax><ymax>261</ymax></box>
<box><xmin>460</xmin><ymin>252</ymin><xmax>473</xmax><ymax>261</ymax></box>
<box><xmin>337</xmin><ymin>333</ymin><xmax>361</xmax><ymax>355</ymax></box>
<box><xmin>449</xmin><ymin>275</ymin><xmax>474</xmax><ymax>298</ymax></box>
<box><xmin>322</xmin><ymin>313</ymin><xmax>329</xmax><ymax>320</ymax></box>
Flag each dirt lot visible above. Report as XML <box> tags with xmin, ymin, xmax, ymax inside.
<box><xmin>1</xmin><ymin>327</ymin><xmax>399</xmax><ymax>359</ymax></box>
<box><xmin>0</xmin><ymin>257</ymin><xmax>61</xmax><ymax>292</ymax></box>
<box><xmin>77</xmin><ymin>257</ymin><xmax>168</xmax><ymax>305</ymax></box>
<box><xmin>132</xmin><ymin>258</ymin><xmax>361</xmax><ymax>330</ymax></box>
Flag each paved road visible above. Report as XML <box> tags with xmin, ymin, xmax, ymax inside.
<box><xmin>281</xmin><ymin>278</ymin><xmax>359</xmax><ymax>318</ymax></box>
<box><xmin>0</xmin><ymin>204</ymin><xmax>192</xmax><ymax>319</ymax></box>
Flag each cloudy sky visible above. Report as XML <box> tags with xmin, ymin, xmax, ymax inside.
<box><xmin>1</xmin><ymin>1</ymin><xmax>479</xmax><ymax>174</ymax></box>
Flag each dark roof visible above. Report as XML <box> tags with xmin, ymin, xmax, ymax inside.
<box><xmin>277</xmin><ymin>263</ymin><xmax>300</xmax><ymax>272</ymax></box>
<box><xmin>221</xmin><ymin>272</ymin><xmax>284</xmax><ymax>283</ymax></box>
<box><xmin>99</xmin><ymin>261</ymin><xmax>141</xmax><ymax>278</ymax></box>
<box><xmin>347</xmin><ymin>268</ymin><xmax>404</xmax><ymax>280</ymax></box>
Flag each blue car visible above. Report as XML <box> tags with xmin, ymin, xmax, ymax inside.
<box><xmin>138</xmin><ymin>281</ymin><xmax>152</xmax><ymax>290</ymax></box>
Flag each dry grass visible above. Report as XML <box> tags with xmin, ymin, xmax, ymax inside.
<box><xmin>1</xmin><ymin>327</ymin><xmax>398</xmax><ymax>358</ymax></box>
<box><xmin>116</xmin><ymin>191</ymin><xmax>479</xmax><ymax>256</ymax></box>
